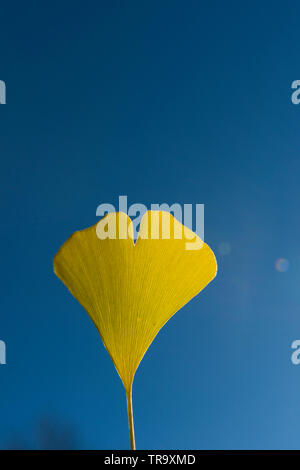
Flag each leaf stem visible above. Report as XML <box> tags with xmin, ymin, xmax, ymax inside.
<box><xmin>126</xmin><ymin>384</ymin><xmax>136</xmax><ymax>450</ymax></box>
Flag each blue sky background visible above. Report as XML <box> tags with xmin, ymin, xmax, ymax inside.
<box><xmin>1</xmin><ymin>0</ymin><xmax>300</xmax><ymax>449</ymax></box>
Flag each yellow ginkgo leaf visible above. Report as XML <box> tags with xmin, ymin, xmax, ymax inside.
<box><xmin>53</xmin><ymin>211</ymin><xmax>217</xmax><ymax>449</ymax></box>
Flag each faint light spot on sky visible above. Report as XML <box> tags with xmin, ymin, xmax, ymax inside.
<box><xmin>275</xmin><ymin>258</ymin><xmax>290</xmax><ymax>272</ymax></box>
<box><xmin>218</xmin><ymin>242</ymin><xmax>231</xmax><ymax>255</ymax></box>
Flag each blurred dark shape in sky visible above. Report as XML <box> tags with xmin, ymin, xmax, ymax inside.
<box><xmin>4</xmin><ymin>416</ymin><xmax>79</xmax><ymax>450</ymax></box>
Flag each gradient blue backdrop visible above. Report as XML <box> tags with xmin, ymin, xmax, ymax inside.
<box><xmin>0</xmin><ymin>0</ymin><xmax>300</xmax><ymax>449</ymax></box>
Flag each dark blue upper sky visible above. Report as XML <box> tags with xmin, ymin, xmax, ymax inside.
<box><xmin>1</xmin><ymin>0</ymin><xmax>300</xmax><ymax>449</ymax></box>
